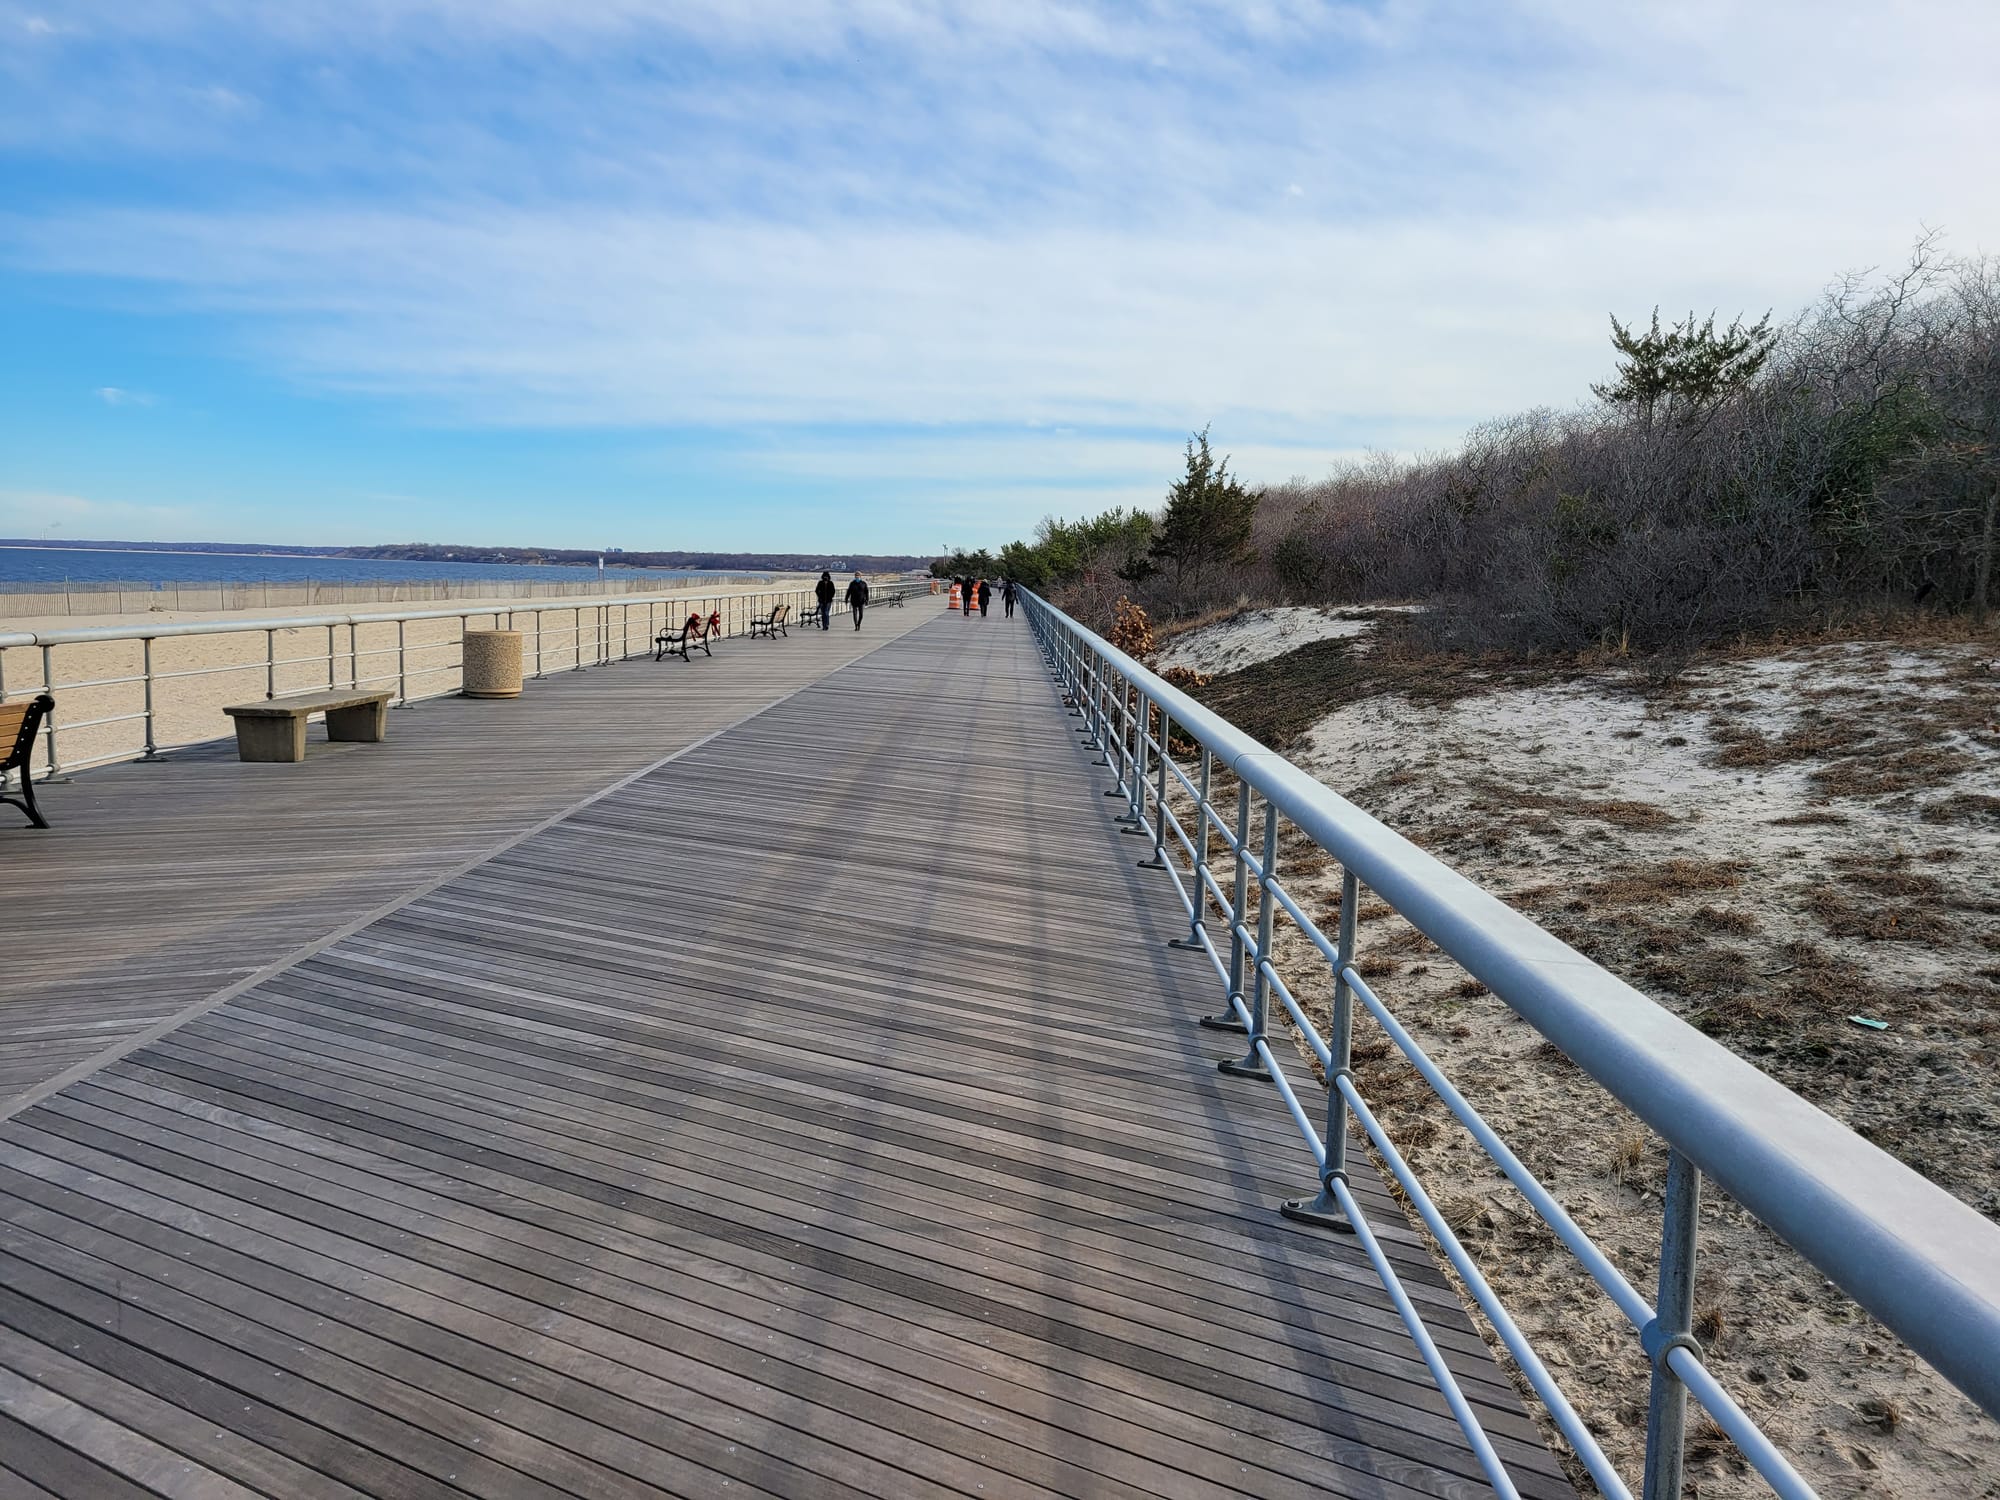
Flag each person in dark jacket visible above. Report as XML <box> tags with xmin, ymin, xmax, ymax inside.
<box><xmin>976</xmin><ymin>578</ymin><xmax>991</xmax><ymax>617</ymax></box>
<box><xmin>1002</xmin><ymin>578</ymin><xmax>1018</xmax><ymax>618</ymax></box>
<box><xmin>815</xmin><ymin>570</ymin><xmax>836</xmax><ymax>629</ymax></box>
<box><xmin>844</xmin><ymin>572</ymin><xmax>871</xmax><ymax>629</ymax></box>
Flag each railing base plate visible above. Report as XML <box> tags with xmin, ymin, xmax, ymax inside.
<box><xmin>1217</xmin><ymin>1057</ymin><xmax>1271</xmax><ymax>1081</ymax></box>
<box><xmin>1281</xmin><ymin>1197</ymin><xmax>1357</xmax><ymax>1234</ymax></box>
<box><xmin>1137</xmin><ymin>856</ymin><xmax>1168</xmax><ymax>869</ymax></box>
<box><xmin>1198</xmin><ymin>1013</ymin><xmax>1246</xmax><ymax>1032</ymax></box>
<box><xmin>1167</xmin><ymin>934</ymin><xmax>1206</xmax><ymax>951</ymax></box>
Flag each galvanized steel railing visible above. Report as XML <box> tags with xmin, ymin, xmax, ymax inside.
<box><xmin>0</xmin><ymin>583</ymin><xmax>925</xmax><ymax>779</ymax></box>
<box><xmin>1022</xmin><ymin>588</ymin><xmax>2000</xmax><ymax>1500</ymax></box>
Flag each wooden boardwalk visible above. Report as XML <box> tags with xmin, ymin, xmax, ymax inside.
<box><xmin>0</xmin><ymin>614</ymin><xmax>1572</xmax><ymax>1499</ymax></box>
<box><xmin>0</xmin><ymin>602</ymin><xmax>938</xmax><ymax>1108</ymax></box>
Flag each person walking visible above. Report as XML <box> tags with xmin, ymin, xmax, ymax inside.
<box><xmin>977</xmin><ymin>578</ymin><xmax>991</xmax><ymax>617</ymax></box>
<box><xmin>844</xmin><ymin>571</ymin><xmax>870</xmax><ymax>630</ymax></box>
<box><xmin>1002</xmin><ymin>578</ymin><xmax>1017</xmax><ymax>618</ymax></box>
<box><xmin>815</xmin><ymin>570</ymin><xmax>836</xmax><ymax>630</ymax></box>
<box><xmin>963</xmin><ymin>576</ymin><xmax>976</xmax><ymax>617</ymax></box>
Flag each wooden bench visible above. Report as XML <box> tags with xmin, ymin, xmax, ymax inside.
<box><xmin>747</xmin><ymin>602</ymin><xmax>791</xmax><ymax>638</ymax></box>
<box><xmin>221</xmin><ymin>688</ymin><xmax>393</xmax><ymax>764</ymax></box>
<box><xmin>654</xmin><ymin>613</ymin><xmax>715</xmax><ymax>662</ymax></box>
<box><xmin>1</xmin><ymin>694</ymin><xmax>56</xmax><ymax>829</ymax></box>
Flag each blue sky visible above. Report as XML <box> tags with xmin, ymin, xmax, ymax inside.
<box><xmin>2</xmin><ymin>2</ymin><xmax>1997</xmax><ymax>554</ymax></box>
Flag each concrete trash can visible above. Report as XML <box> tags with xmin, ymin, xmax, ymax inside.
<box><xmin>462</xmin><ymin>629</ymin><xmax>525</xmax><ymax>699</ymax></box>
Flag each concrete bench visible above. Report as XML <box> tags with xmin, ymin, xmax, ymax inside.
<box><xmin>222</xmin><ymin>689</ymin><xmax>393</xmax><ymax>763</ymax></box>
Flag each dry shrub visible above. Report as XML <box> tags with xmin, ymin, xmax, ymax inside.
<box><xmin>1108</xmin><ymin>596</ymin><xmax>1157</xmax><ymax>660</ymax></box>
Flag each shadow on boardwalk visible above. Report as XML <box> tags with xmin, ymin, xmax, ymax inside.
<box><xmin>0</xmin><ymin>617</ymin><xmax>1570</xmax><ymax>1499</ymax></box>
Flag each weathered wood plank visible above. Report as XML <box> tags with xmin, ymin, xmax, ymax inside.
<box><xmin>0</xmin><ymin>615</ymin><xmax>1574</xmax><ymax>1499</ymax></box>
<box><xmin>1</xmin><ymin>607</ymin><xmax>941</xmax><ymax>1109</ymax></box>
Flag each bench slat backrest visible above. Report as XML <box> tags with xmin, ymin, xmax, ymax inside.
<box><xmin>1</xmin><ymin>697</ymin><xmax>49</xmax><ymax>771</ymax></box>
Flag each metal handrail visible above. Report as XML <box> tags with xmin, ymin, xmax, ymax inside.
<box><xmin>1021</xmin><ymin>588</ymin><xmax>2000</xmax><ymax>1500</ymax></box>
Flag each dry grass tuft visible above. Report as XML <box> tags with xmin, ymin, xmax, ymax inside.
<box><xmin>1693</xmin><ymin>904</ymin><xmax>1762</xmax><ymax>936</ymax></box>
<box><xmin>1580</xmin><ymin>858</ymin><xmax>1745</xmax><ymax>906</ymax></box>
<box><xmin>1710</xmin><ymin>717</ymin><xmax>1853</xmax><ymax>768</ymax></box>
<box><xmin>1767</xmin><ymin>809</ymin><xmax>1849</xmax><ymax>827</ymax></box>
<box><xmin>1469</xmin><ymin>780</ymin><xmax>1677</xmax><ymax>830</ymax></box>
<box><xmin>1812</xmin><ymin>745</ymin><xmax>1976</xmax><ymax>798</ymax></box>
<box><xmin>1920</xmin><ymin>791</ymin><xmax>2000</xmax><ymax>825</ymax></box>
<box><xmin>1855</xmin><ymin>1396</ymin><xmax>1903</xmax><ymax>1433</ymax></box>
<box><xmin>1687</xmin><ymin>1415</ymin><xmax>1740</xmax><ymax>1470</ymax></box>
<box><xmin>1438</xmin><ymin>1193</ymin><xmax>1490</xmax><ymax>1238</ymax></box>
<box><xmin>1694</xmin><ymin>1301</ymin><xmax>1727</xmax><ymax>1349</ymax></box>
<box><xmin>1805</xmin><ymin>854</ymin><xmax>1958</xmax><ymax>944</ymax></box>
<box><xmin>1607</xmin><ymin>1132</ymin><xmax>1647</xmax><ymax>1184</ymax></box>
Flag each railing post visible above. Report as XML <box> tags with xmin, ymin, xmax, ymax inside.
<box><xmin>40</xmin><ymin>644</ymin><xmax>58</xmax><ymax>777</ymax></box>
<box><xmin>265</xmin><ymin>630</ymin><xmax>276</xmax><ymax>699</ymax></box>
<box><xmin>1222</xmin><ymin>799</ymin><xmax>1277</xmax><ymax>1080</ymax></box>
<box><xmin>1169</xmin><ymin>748</ymin><xmax>1212</xmax><ymax>949</ymax></box>
<box><xmin>1119</xmin><ymin>690</ymin><xmax>1150</xmax><ymax>831</ymax></box>
<box><xmin>1139</xmin><ymin>706</ymin><xmax>1171</xmax><ymax>867</ymax></box>
<box><xmin>141</xmin><ymin>637</ymin><xmax>157</xmax><ymax>759</ymax></box>
<box><xmin>1102</xmin><ymin>666</ymin><xmax>1131</xmax><ymax>799</ymax></box>
<box><xmin>532</xmin><ymin>610</ymin><xmax>544</xmax><ymax>678</ymax></box>
<box><xmin>1201</xmin><ymin>777</ymin><xmax>1254</xmax><ymax>1033</ymax></box>
<box><xmin>326</xmin><ymin>624</ymin><xmax>336</xmax><ymax>689</ymax></box>
<box><xmin>1286</xmin><ymin>865</ymin><xmax>1359</xmax><ymax>1231</ymax></box>
<box><xmin>394</xmin><ymin>618</ymin><xmax>410</xmax><ymax>706</ymax></box>
<box><xmin>572</xmin><ymin>607</ymin><xmax>583</xmax><ymax>671</ymax></box>
<box><xmin>1085</xmin><ymin>652</ymin><xmax>1109</xmax><ymax>763</ymax></box>
<box><xmin>1643</xmin><ymin>1149</ymin><xmax>1702</xmax><ymax>1500</ymax></box>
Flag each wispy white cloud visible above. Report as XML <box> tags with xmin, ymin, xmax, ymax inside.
<box><xmin>0</xmin><ymin>489</ymin><xmax>197</xmax><ymax>530</ymax></box>
<box><xmin>93</xmin><ymin>385</ymin><xmax>156</xmax><ymax>406</ymax></box>
<box><xmin>14</xmin><ymin>202</ymin><xmax>1966</xmax><ymax>438</ymax></box>
<box><xmin>3</xmin><ymin>0</ymin><xmax>1998</xmax><ymax>547</ymax></box>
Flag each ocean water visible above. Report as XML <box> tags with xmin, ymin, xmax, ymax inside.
<box><xmin>0</xmin><ymin>545</ymin><xmax>738</xmax><ymax>590</ymax></box>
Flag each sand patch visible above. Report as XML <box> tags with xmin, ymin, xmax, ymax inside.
<box><xmin>1153</xmin><ymin>605</ymin><xmax>1379</xmax><ymax>675</ymax></box>
<box><xmin>1170</xmin><ymin>628</ymin><xmax>2000</xmax><ymax>1496</ymax></box>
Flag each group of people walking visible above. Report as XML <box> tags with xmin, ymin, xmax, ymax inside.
<box><xmin>815</xmin><ymin>570</ymin><xmax>870</xmax><ymax>630</ymax></box>
<box><xmin>949</xmin><ymin>576</ymin><xmax>1016</xmax><ymax>619</ymax></box>
<box><xmin>812</xmin><ymin>569</ymin><xmax>1019</xmax><ymax>632</ymax></box>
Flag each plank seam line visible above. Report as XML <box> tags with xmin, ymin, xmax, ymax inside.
<box><xmin>1</xmin><ymin>626</ymin><xmax>923</xmax><ymax>1126</ymax></box>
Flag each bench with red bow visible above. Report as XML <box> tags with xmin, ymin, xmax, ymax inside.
<box><xmin>654</xmin><ymin>611</ymin><xmax>720</xmax><ymax>661</ymax></box>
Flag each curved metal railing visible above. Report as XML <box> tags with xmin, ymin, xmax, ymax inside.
<box><xmin>1022</xmin><ymin>588</ymin><xmax>2000</xmax><ymax>1500</ymax></box>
